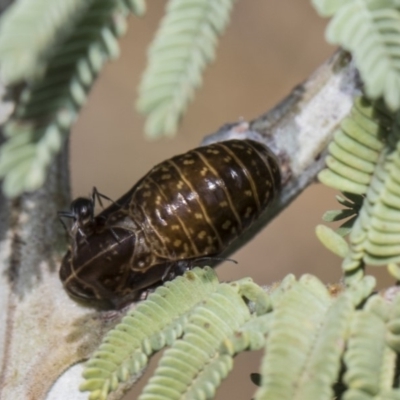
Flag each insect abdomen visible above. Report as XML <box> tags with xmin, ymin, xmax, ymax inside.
<box><xmin>131</xmin><ymin>140</ymin><xmax>280</xmax><ymax>268</ymax></box>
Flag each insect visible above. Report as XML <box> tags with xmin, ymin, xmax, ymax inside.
<box><xmin>58</xmin><ymin>187</ymin><xmax>112</xmax><ymax>240</ymax></box>
<box><xmin>59</xmin><ymin>139</ymin><xmax>281</xmax><ymax>308</ymax></box>
<box><xmin>58</xmin><ymin>187</ymin><xmax>122</xmax><ymax>249</ymax></box>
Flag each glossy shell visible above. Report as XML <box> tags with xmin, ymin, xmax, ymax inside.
<box><xmin>60</xmin><ymin>139</ymin><xmax>281</xmax><ymax>308</ymax></box>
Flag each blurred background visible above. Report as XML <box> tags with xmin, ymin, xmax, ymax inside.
<box><xmin>70</xmin><ymin>1</ymin><xmax>393</xmax><ymax>398</ymax></box>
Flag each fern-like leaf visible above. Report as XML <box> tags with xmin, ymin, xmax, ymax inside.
<box><xmin>136</xmin><ymin>0</ymin><xmax>236</xmax><ymax>138</ymax></box>
<box><xmin>317</xmin><ymin>96</ymin><xmax>400</xmax><ymax>279</ymax></box>
<box><xmin>316</xmin><ymin>224</ymin><xmax>350</xmax><ymax>257</ymax></box>
<box><xmin>220</xmin><ymin>313</ymin><xmax>273</xmax><ymax>355</ymax></box>
<box><xmin>323</xmin><ymin>193</ymin><xmax>364</xmax><ymax>228</ymax></box>
<box><xmin>82</xmin><ymin>270</ymin><xmax>275</xmax><ymax>399</ymax></box>
<box><xmin>0</xmin><ymin>0</ymin><xmax>144</xmax><ymax>197</ymax></box>
<box><xmin>341</xmin><ymin>112</ymin><xmax>400</xmax><ymax>273</ymax></box>
<box><xmin>80</xmin><ymin>267</ymin><xmax>219</xmax><ymax>400</ymax></box>
<box><xmin>0</xmin><ymin>0</ymin><xmax>92</xmax><ymax>84</ymax></box>
<box><xmin>386</xmin><ymin>292</ymin><xmax>400</xmax><ymax>352</ymax></box>
<box><xmin>343</xmin><ymin>295</ymin><xmax>399</xmax><ymax>399</ymax></box>
<box><xmin>81</xmin><ymin>270</ymin><xmax>382</xmax><ymax>400</ymax></box>
<box><xmin>318</xmin><ymin>97</ymin><xmax>393</xmax><ymax>194</ymax></box>
<box><xmin>255</xmin><ymin>274</ymin><xmax>358</xmax><ymax>400</ymax></box>
<box><xmin>138</xmin><ymin>282</ymin><xmax>254</xmax><ymax>400</ymax></box>
<box><xmin>326</xmin><ymin>1</ymin><xmax>400</xmax><ymax>111</ymax></box>
<box><xmin>316</xmin><ymin>193</ymin><xmax>364</xmax><ymax>258</ymax></box>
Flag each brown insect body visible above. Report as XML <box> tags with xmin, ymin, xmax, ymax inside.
<box><xmin>60</xmin><ymin>139</ymin><xmax>281</xmax><ymax>308</ymax></box>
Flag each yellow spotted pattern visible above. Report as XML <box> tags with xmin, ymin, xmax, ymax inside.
<box><xmin>127</xmin><ymin>139</ymin><xmax>280</xmax><ymax>271</ymax></box>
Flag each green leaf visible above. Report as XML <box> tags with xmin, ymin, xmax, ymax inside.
<box><xmin>81</xmin><ymin>267</ymin><xmax>220</xmax><ymax>400</ymax></box>
<box><xmin>343</xmin><ymin>296</ymin><xmax>397</xmax><ymax>399</ymax></box>
<box><xmin>137</xmin><ymin>0</ymin><xmax>237</xmax><ymax>138</ymax></box>
<box><xmin>255</xmin><ymin>276</ymin><xmax>354</xmax><ymax>400</ymax></box>
<box><xmin>326</xmin><ymin>2</ymin><xmax>400</xmax><ymax>111</ymax></box>
<box><xmin>0</xmin><ymin>0</ymin><xmax>92</xmax><ymax>84</ymax></box>
<box><xmin>0</xmin><ymin>0</ymin><xmax>142</xmax><ymax>197</ymax></box>
<box><xmin>336</xmin><ymin>215</ymin><xmax>358</xmax><ymax>237</ymax></box>
<box><xmin>138</xmin><ymin>280</ymin><xmax>257</xmax><ymax>399</ymax></box>
<box><xmin>311</xmin><ymin>0</ymin><xmax>349</xmax><ymax>17</ymax></box>
<box><xmin>316</xmin><ymin>225</ymin><xmax>350</xmax><ymax>258</ymax></box>
<box><xmin>322</xmin><ymin>209</ymin><xmax>356</xmax><ymax>222</ymax></box>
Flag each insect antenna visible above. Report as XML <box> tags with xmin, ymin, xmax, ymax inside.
<box><xmin>57</xmin><ymin>210</ymin><xmax>72</xmax><ymax>234</ymax></box>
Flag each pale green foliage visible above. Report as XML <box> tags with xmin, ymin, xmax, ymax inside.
<box><xmin>317</xmin><ymin>96</ymin><xmax>400</xmax><ymax>280</ymax></box>
<box><xmin>136</xmin><ymin>0</ymin><xmax>237</xmax><ymax>138</ymax></box>
<box><xmin>316</xmin><ymin>192</ymin><xmax>364</xmax><ymax>258</ymax></box>
<box><xmin>322</xmin><ymin>192</ymin><xmax>364</xmax><ymax>237</ymax></box>
<box><xmin>220</xmin><ymin>313</ymin><xmax>273</xmax><ymax>354</ymax></box>
<box><xmin>0</xmin><ymin>0</ymin><xmax>91</xmax><ymax>84</ymax></box>
<box><xmin>0</xmin><ymin>0</ymin><xmax>144</xmax><ymax>197</ymax></box>
<box><xmin>174</xmin><ymin>280</ymin><xmax>269</xmax><ymax>399</ymax></box>
<box><xmin>256</xmin><ymin>274</ymin><xmax>359</xmax><ymax>400</ymax></box>
<box><xmin>312</xmin><ymin>0</ymin><xmax>400</xmax><ymax>111</ymax></box>
<box><xmin>0</xmin><ymin>124</ymin><xmax>66</xmax><ymax>196</ymax></box>
<box><xmin>343</xmin><ymin>295</ymin><xmax>400</xmax><ymax>399</ymax></box>
<box><xmin>81</xmin><ymin>267</ymin><xmax>219</xmax><ymax>400</ymax></box>
<box><xmin>138</xmin><ymin>282</ymin><xmax>253</xmax><ymax>400</ymax></box>
<box><xmin>81</xmin><ymin>268</ymin><xmax>275</xmax><ymax>400</ymax></box>
<box><xmin>315</xmin><ymin>224</ymin><xmax>349</xmax><ymax>257</ymax></box>
<box><xmin>342</xmin><ymin>112</ymin><xmax>400</xmax><ymax>271</ymax></box>
<box><xmin>318</xmin><ymin>97</ymin><xmax>392</xmax><ymax>194</ymax></box>
<box><xmin>311</xmin><ymin>0</ymin><xmax>348</xmax><ymax>17</ymax></box>
<box><xmin>127</xmin><ymin>0</ymin><xmax>146</xmax><ymax>16</ymax></box>
<box><xmin>82</xmin><ymin>269</ymin><xmax>400</xmax><ymax>400</ymax></box>
<box><xmin>386</xmin><ymin>292</ymin><xmax>400</xmax><ymax>351</ymax></box>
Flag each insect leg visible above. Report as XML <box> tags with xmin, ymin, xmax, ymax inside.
<box><xmin>77</xmin><ymin>227</ymin><xmax>90</xmax><ymax>243</ymax></box>
<box><xmin>161</xmin><ymin>263</ymin><xmax>178</xmax><ymax>282</ymax></box>
<box><xmin>92</xmin><ymin>186</ymin><xmax>121</xmax><ymax>209</ymax></box>
<box><xmin>162</xmin><ymin>259</ymin><xmax>193</xmax><ymax>282</ymax></box>
<box><xmin>162</xmin><ymin>257</ymin><xmax>237</xmax><ymax>282</ymax></box>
